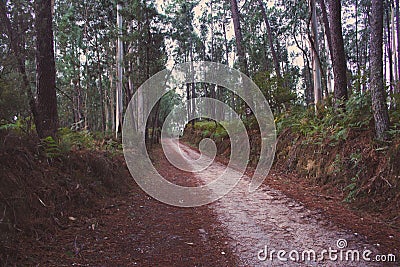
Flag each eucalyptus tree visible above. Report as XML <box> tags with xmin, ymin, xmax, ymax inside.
<box><xmin>310</xmin><ymin>0</ymin><xmax>323</xmax><ymax>109</ymax></box>
<box><xmin>328</xmin><ymin>0</ymin><xmax>348</xmax><ymax>103</ymax></box>
<box><xmin>370</xmin><ymin>0</ymin><xmax>390</xmax><ymax>140</ymax></box>
<box><xmin>230</xmin><ymin>0</ymin><xmax>249</xmax><ymax>76</ymax></box>
<box><xmin>34</xmin><ymin>0</ymin><xmax>59</xmax><ymax>138</ymax></box>
<box><xmin>257</xmin><ymin>0</ymin><xmax>281</xmax><ymax>80</ymax></box>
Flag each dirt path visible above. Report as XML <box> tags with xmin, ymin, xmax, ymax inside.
<box><xmin>162</xmin><ymin>138</ymin><xmax>393</xmax><ymax>266</ymax></box>
<box><xmin>7</xmin><ymin>139</ymin><xmax>397</xmax><ymax>266</ymax></box>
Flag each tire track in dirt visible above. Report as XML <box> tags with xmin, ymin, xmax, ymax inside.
<box><xmin>163</xmin><ymin>138</ymin><xmax>389</xmax><ymax>266</ymax></box>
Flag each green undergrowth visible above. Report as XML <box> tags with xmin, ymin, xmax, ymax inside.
<box><xmin>192</xmin><ymin>120</ymin><xmax>228</xmax><ymax>140</ymax></box>
<box><xmin>276</xmin><ymin>92</ymin><xmax>400</xmax><ymax>141</ymax></box>
<box><xmin>0</xmin><ymin>120</ymin><xmax>122</xmax><ymax>159</ymax></box>
<box><xmin>48</xmin><ymin>128</ymin><xmax>122</xmax><ymax>158</ymax></box>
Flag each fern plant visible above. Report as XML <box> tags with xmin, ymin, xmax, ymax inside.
<box><xmin>41</xmin><ymin>136</ymin><xmax>61</xmax><ymax>158</ymax></box>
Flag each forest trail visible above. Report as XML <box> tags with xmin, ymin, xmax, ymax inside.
<box><xmin>162</xmin><ymin>138</ymin><xmax>384</xmax><ymax>266</ymax></box>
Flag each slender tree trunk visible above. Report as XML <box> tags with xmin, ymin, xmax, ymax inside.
<box><xmin>391</xmin><ymin>4</ymin><xmax>398</xmax><ymax>109</ymax></box>
<box><xmin>310</xmin><ymin>0</ymin><xmax>323</xmax><ymax>109</ymax></box>
<box><xmin>258</xmin><ymin>0</ymin><xmax>281</xmax><ymax>79</ymax></box>
<box><xmin>319</xmin><ymin>0</ymin><xmax>333</xmax><ymax>59</ymax></box>
<box><xmin>223</xmin><ymin>20</ymin><xmax>235</xmax><ymax>116</ymax></box>
<box><xmin>210</xmin><ymin>1</ymin><xmax>216</xmax><ymax>119</ymax></box>
<box><xmin>318</xmin><ymin>18</ymin><xmax>329</xmax><ymax>98</ymax></box>
<box><xmin>355</xmin><ymin>0</ymin><xmax>361</xmax><ymax>92</ymax></box>
<box><xmin>370</xmin><ymin>0</ymin><xmax>390</xmax><ymax>140</ymax></box>
<box><xmin>386</xmin><ymin>3</ymin><xmax>395</xmax><ymax>108</ymax></box>
<box><xmin>105</xmin><ymin>70</ymin><xmax>110</xmax><ymax>132</ymax></box>
<box><xmin>35</xmin><ymin>0</ymin><xmax>59</xmax><ymax>138</ymax></box>
<box><xmin>319</xmin><ymin>0</ymin><xmax>333</xmax><ymax>97</ymax></box>
<box><xmin>116</xmin><ymin>2</ymin><xmax>124</xmax><ymax>137</ymax></box>
<box><xmin>230</xmin><ymin>0</ymin><xmax>253</xmax><ymax>115</ymax></box>
<box><xmin>230</xmin><ymin>0</ymin><xmax>248</xmax><ymax>76</ymax></box>
<box><xmin>109</xmin><ymin>64</ymin><xmax>115</xmax><ymax>132</ymax></box>
<box><xmin>396</xmin><ymin>0</ymin><xmax>400</xmax><ymax>100</ymax></box>
<box><xmin>186</xmin><ymin>83</ymin><xmax>191</xmax><ymax>119</ymax></box>
<box><xmin>362</xmin><ymin>10</ymin><xmax>370</xmax><ymax>92</ymax></box>
<box><xmin>392</xmin><ymin>8</ymin><xmax>398</xmax><ymax>87</ymax></box>
<box><xmin>329</xmin><ymin>0</ymin><xmax>348</xmax><ymax>102</ymax></box>
<box><xmin>190</xmin><ymin>46</ymin><xmax>196</xmax><ymax>124</ymax></box>
<box><xmin>95</xmin><ymin>35</ymin><xmax>106</xmax><ymax>132</ymax></box>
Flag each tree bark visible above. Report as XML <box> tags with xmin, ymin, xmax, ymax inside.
<box><xmin>370</xmin><ymin>0</ymin><xmax>390</xmax><ymax>140</ymax></box>
<box><xmin>116</xmin><ymin>2</ymin><xmax>124</xmax><ymax>137</ymax></box>
<box><xmin>386</xmin><ymin>2</ymin><xmax>395</xmax><ymax>108</ymax></box>
<box><xmin>329</xmin><ymin>0</ymin><xmax>348</xmax><ymax>102</ymax></box>
<box><xmin>35</xmin><ymin>0</ymin><xmax>59</xmax><ymax>139</ymax></box>
<box><xmin>310</xmin><ymin>0</ymin><xmax>323</xmax><ymax>109</ymax></box>
<box><xmin>319</xmin><ymin>0</ymin><xmax>333</xmax><ymax>59</ymax></box>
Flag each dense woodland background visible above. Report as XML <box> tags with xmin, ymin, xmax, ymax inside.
<box><xmin>1</xmin><ymin>0</ymin><xmax>400</xmax><ymax>264</ymax></box>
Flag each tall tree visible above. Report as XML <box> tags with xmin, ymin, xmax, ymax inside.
<box><xmin>396</xmin><ymin>0</ymin><xmax>400</xmax><ymax>99</ymax></box>
<box><xmin>230</xmin><ymin>0</ymin><xmax>254</xmax><ymax>115</ymax></box>
<box><xmin>370</xmin><ymin>0</ymin><xmax>390</xmax><ymax>140</ymax></box>
<box><xmin>230</xmin><ymin>0</ymin><xmax>248</xmax><ymax>76</ymax></box>
<box><xmin>35</xmin><ymin>0</ymin><xmax>59</xmax><ymax>138</ymax></box>
<box><xmin>310</xmin><ymin>0</ymin><xmax>323</xmax><ymax>109</ymax></box>
<box><xmin>257</xmin><ymin>0</ymin><xmax>281</xmax><ymax>80</ymax></box>
<box><xmin>329</xmin><ymin>0</ymin><xmax>348</xmax><ymax>102</ymax></box>
<box><xmin>116</xmin><ymin>1</ymin><xmax>123</xmax><ymax>137</ymax></box>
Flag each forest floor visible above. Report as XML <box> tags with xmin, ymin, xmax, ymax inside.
<box><xmin>0</xmin><ymin>132</ymin><xmax>399</xmax><ymax>266</ymax></box>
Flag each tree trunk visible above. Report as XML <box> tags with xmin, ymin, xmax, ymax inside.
<box><xmin>370</xmin><ymin>0</ymin><xmax>390</xmax><ymax>140</ymax></box>
<box><xmin>223</xmin><ymin>20</ymin><xmax>235</xmax><ymax>116</ymax></box>
<box><xmin>230</xmin><ymin>0</ymin><xmax>253</xmax><ymax>115</ymax></box>
<box><xmin>35</xmin><ymin>0</ymin><xmax>59</xmax><ymax>139</ymax></box>
<box><xmin>319</xmin><ymin>0</ymin><xmax>333</xmax><ymax>59</ymax></box>
<box><xmin>105</xmin><ymin>71</ymin><xmax>110</xmax><ymax>132</ymax></box>
<box><xmin>190</xmin><ymin>47</ymin><xmax>196</xmax><ymax>124</ymax></box>
<box><xmin>310</xmin><ymin>0</ymin><xmax>323</xmax><ymax>109</ymax></box>
<box><xmin>362</xmin><ymin>10</ymin><xmax>370</xmax><ymax>92</ymax></box>
<box><xmin>396</xmin><ymin>0</ymin><xmax>400</xmax><ymax>100</ymax></box>
<box><xmin>355</xmin><ymin>0</ymin><xmax>361</xmax><ymax>92</ymax></box>
<box><xmin>116</xmin><ymin>2</ymin><xmax>124</xmax><ymax>137</ymax></box>
<box><xmin>386</xmin><ymin>2</ymin><xmax>395</xmax><ymax>108</ymax></box>
<box><xmin>95</xmin><ymin>35</ymin><xmax>106</xmax><ymax>132</ymax></box>
<box><xmin>258</xmin><ymin>0</ymin><xmax>281</xmax><ymax>79</ymax></box>
<box><xmin>392</xmin><ymin>7</ymin><xmax>398</xmax><ymax>89</ymax></box>
<box><xmin>230</xmin><ymin>0</ymin><xmax>248</xmax><ymax>76</ymax></box>
<box><xmin>329</xmin><ymin>0</ymin><xmax>348</xmax><ymax>102</ymax></box>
